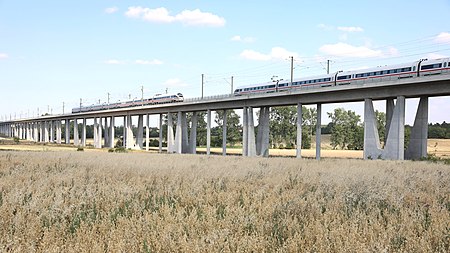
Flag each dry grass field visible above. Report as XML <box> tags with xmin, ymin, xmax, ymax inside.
<box><xmin>0</xmin><ymin>150</ymin><xmax>449</xmax><ymax>252</ymax></box>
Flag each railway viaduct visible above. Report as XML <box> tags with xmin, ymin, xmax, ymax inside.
<box><xmin>1</xmin><ymin>74</ymin><xmax>449</xmax><ymax>160</ymax></box>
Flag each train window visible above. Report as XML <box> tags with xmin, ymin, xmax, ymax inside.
<box><xmin>412</xmin><ymin>66</ymin><xmax>416</xmax><ymax>71</ymax></box>
<box><xmin>444</xmin><ymin>62</ymin><xmax>447</xmax><ymax>67</ymax></box>
<box><xmin>421</xmin><ymin>63</ymin><xmax>442</xmax><ymax>70</ymax></box>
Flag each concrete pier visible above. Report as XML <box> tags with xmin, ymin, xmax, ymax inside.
<box><xmin>364</xmin><ymin>96</ymin><xmax>405</xmax><ymax>160</ymax></box>
<box><xmin>222</xmin><ymin>110</ymin><xmax>227</xmax><ymax>156</ymax></box>
<box><xmin>405</xmin><ymin>97</ymin><xmax>428</xmax><ymax>160</ymax></box>
<box><xmin>296</xmin><ymin>103</ymin><xmax>302</xmax><ymax>158</ymax></box>
<box><xmin>190</xmin><ymin>112</ymin><xmax>198</xmax><ymax>154</ymax></box>
<box><xmin>316</xmin><ymin>103</ymin><xmax>322</xmax><ymax>160</ymax></box>
<box><xmin>206</xmin><ymin>109</ymin><xmax>211</xmax><ymax>155</ymax></box>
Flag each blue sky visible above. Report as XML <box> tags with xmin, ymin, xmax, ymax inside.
<box><xmin>1</xmin><ymin>0</ymin><xmax>449</xmax><ymax>124</ymax></box>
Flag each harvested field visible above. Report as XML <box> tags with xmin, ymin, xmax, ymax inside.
<box><xmin>0</xmin><ymin>151</ymin><xmax>448</xmax><ymax>252</ymax></box>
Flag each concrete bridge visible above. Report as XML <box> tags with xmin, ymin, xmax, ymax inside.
<box><xmin>1</xmin><ymin>74</ymin><xmax>449</xmax><ymax>160</ymax></box>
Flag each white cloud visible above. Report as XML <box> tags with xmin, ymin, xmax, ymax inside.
<box><xmin>125</xmin><ymin>6</ymin><xmax>225</xmax><ymax>27</ymax></box>
<box><xmin>319</xmin><ymin>42</ymin><xmax>384</xmax><ymax>58</ymax></box>
<box><xmin>164</xmin><ymin>78</ymin><xmax>189</xmax><ymax>87</ymax></box>
<box><xmin>105</xmin><ymin>7</ymin><xmax>118</xmax><ymax>14</ymax></box>
<box><xmin>104</xmin><ymin>59</ymin><xmax>124</xmax><ymax>64</ymax></box>
<box><xmin>240</xmin><ymin>47</ymin><xmax>298</xmax><ymax>61</ymax></box>
<box><xmin>0</xmin><ymin>53</ymin><xmax>8</xmax><ymax>59</ymax></box>
<box><xmin>434</xmin><ymin>32</ymin><xmax>450</xmax><ymax>44</ymax></box>
<box><xmin>135</xmin><ymin>59</ymin><xmax>163</xmax><ymax>65</ymax></box>
<box><xmin>231</xmin><ymin>35</ymin><xmax>255</xmax><ymax>43</ymax></box>
<box><xmin>317</xmin><ymin>23</ymin><xmax>333</xmax><ymax>31</ymax></box>
<box><xmin>337</xmin><ymin>26</ymin><xmax>364</xmax><ymax>32</ymax></box>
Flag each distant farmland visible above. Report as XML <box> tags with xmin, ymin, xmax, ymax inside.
<box><xmin>0</xmin><ymin>151</ymin><xmax>448</xmax><ymax>252</ymax></box>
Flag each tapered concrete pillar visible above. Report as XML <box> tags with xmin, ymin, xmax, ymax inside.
<box><xmin>296</xmin><ymin>103</ymin><xmax>303</xmax><ymax>158</ymax></box>
<box><xmin>405</xmin><ymin>97</ymin><xmax>428</xmax><ymax>160</ymax></box>
<box><xmin>206</xmin><ymin>109</ymin><xmax>211</xmax><ymax>155</ymax></box>
<box><xmin>364</xmin><ymin>99</ymin><xmax>381</xmax><ymax>159</ymax></box>
<box><xmin>222</xmin><ymin>110</ymin><xmax>227</xmax><ymax>156</ymax></box>
<box><xmin>181</xmin><ymin>112</ymin><xmax>189</xmax><ymax>154</ymax></box>
<box><xmin>74</xmin><ymin>119</ymin><xmax>79</xmax><ymax>146</ymax></box>
<box><xmin>137</xmin><ymin>115</ymin><xmax>144</xmax><ymax>149</ymax></box>
<box><xmin>109</xmin><ymin>117</ymin><xmax>115</xmax><ymax>148</ymax></box>
<box><xmin>159</xmin><ymin>114</ymin><xmax>163</xmax><ymax>153</ymax></box>
<box><xmin>256</xmin><ymin>107</ymin><xmax>270</xmax><ymax>157</ymax></box>
<box><xmin>316</xmin><ymin>103</ymin><xmax>322</xmax><ymax>160</ymax></box>
<box><xmin>167</xmin><ymin>113</ymin><xmax>175</xmax><ymax>153</ymax></box>
<box><xmin>384</xmin><ymin>96</ymin><xmax>405</xmax><ymax>160</ymax></box>
<box><xmin>385</xmin><ymin>98</ymin><xmax>394</xmax><ymax>143</ymax></box>
<box><xmin>82</xmin><ymin>118</ymin><xmax>86</xmax><ymax>147</ymax></box>
<box><xmin>175</xmin><ymin>112</ymin><xmax>182</xmax><ymax>153</ymax></box>
<box><xmin>242</xmin><ymin>107</ymin><xmax>248</xmax><ymax>156</ymax></box>
<box><xmin>247</xmin><ymin>107</ymin><xmax>257</xmax><ymax>157</ymax></box>
<box><xmin>190</xmin><ymin>112</ymin><xmax>198</xmax><ymax>154</ymax></box>
<box><xmin>364</xmin><ymin>96</ymin><xmax>405</xmax><ymax>160</ymax></box>
<box><xmin>145</xmin><ymin>114</ymin><xmax>150</xmax><ymax>151</ymax></box>
<box><xmin>126</xmin><ymin>114</ymin><xmax>134</xmax><ymax>149</ymax></box>
<box><xmin>65</xmin><ymin>119</ymin><xmax>70</xmax><ymax>144</ymax></box>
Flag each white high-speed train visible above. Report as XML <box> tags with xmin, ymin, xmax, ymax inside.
<box><xmin>233</xmin><ymin>58</ymin><xmax>450</xmax><ymax>95</ymax></box>
<box><xmin>72</xmin><ymin>93</ymin><xmax>184</xmax><ymax>113</ymax></box>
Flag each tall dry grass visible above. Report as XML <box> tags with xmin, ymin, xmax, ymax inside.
<box><xmin>0</xmin><ymin>151</ymin><xmax>448</xmax><ymax>252</ymax></box>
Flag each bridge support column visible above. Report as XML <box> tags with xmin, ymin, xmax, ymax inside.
<box><xmin>181</xmin><ymin>112</ymin><xmax>189</xmax><ymax>154</ymax></box>
<box><xmin>82</xmin><ymin>118</ymin><xmax>86</xmax><ymax>147</ymax></box>
<box><xmin>39</xmin><ymin>122</ymin><xmax>43</xmax><ymax>142</ymax></box>
<box><xmin>405</xmin><ymin>97</ymin><xmax>428</xmax><ymax>160</ymax></box>
<box><xmin>125</xmin><ymin>114</ymin><xmax>134</xmax><ymax>149</ymax></box>
<box><xmin>242</xmin><ymin>107</ymin><xmax>248</xmax><ymax>156</ymax></box>
<box><xmin>65</xmin><ymin>119</ymin><xmax>70</xmax><ymax>144</ymax></box>
<box><xmin>206</xmin><ymin>109</ymin><xmax>211</xmax><ymax>155</ymax></box>
<box><xmin>296</xmin><ymin>103</ymin><xmax>303</xmax><ymax>158</ymax></box>
<box><xmin>242</xmin><ymin>107</ymin><xmax>257</xmax><ymax>157</ymax></box>
<box><xmin>109</xmin><ymin>116</ymin><xmax>115</xmax><ymax>148</ymax></box>
<box><xmin>190</xmin><ymin>112</ymin><xmax>198</xmax><ymax>154</ymax></box>
<box><xmin>316</xmin><ymin>103</ymin><xmax>322</xmax><ymax>160</ymax></box>
<box><xmin>104</xmin><ymin>117</ymin><xmax>109</xmax><ymax>148</ymax></box>
<box><xmin>137</xmin><ymin>115</ymin><xmax>144</xmax><ymax>150</ymax></box>
<box><xmin>222</xmin><ymin>110</ymin><xmax>227</xmax><ymax>156</ymax></box>
<box><xmin>364</xmin><ymin>96</ymin><xmax>405</xmax><ymax>160</ymax></box>
<box><xmin>159</xmin><ymin>114</ymin><xmax>163</xmax><ymax>153</ymax></box>
<box><xmin>167</xmin><ymin>113</ymin><xmax>175</xmax><ymax>153</ymax></box>
<box><xmin>74</xmin><ymin>119</ymin><xmax>79</xmax><ymax>146</ymax></box>
<box><xmin>256</xmin><ymin>106</ymin><xmax>270</xmax><ymax>157</ymax></box>
<box><xmin>56</xmin><ymin>121</ymin><xmax>62</xmax><ymax>144</ymax></box>
<box><xmin>145</xmin><ymin>114</ymin><xmax>149</xmax><ymax>151</ymax></box>
<box><xmin>98</xmin><ymin>117</ymin><xmax>103</xmax><ymax>148</ymax></box>
<box><xmin>50</xmin><ymin>121</ymin><xmax>54</xmax><ymax>143</ymax></box>
<box><xmin>174</xmin><ymin>113</ymin><xmax>182</xmax><ymax>154</ymax></box>
<box><xmin>94</xmin><ymin>118</ymin><xmax>98</xmax><ymax>148</ymax></box>
<box><xmin>44</xmin><ymin>121</ymin><xmax>49</xmax><ymax>143</ymax></box>
<box><xmin>385</xmin><ymin>98</ymin><xmax>394</xmax><ymax>144</ymax></box>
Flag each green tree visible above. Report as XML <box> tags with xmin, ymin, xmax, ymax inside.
<box><xmin>375</xmin><ymin>110</ymin><xmax>386</xmax><ymax>145</ymax></box>
<box><xmin>214</xmin><ymin>110</ymin><xmax>241</xmax><ymax>147</ymax></box>
<box><xmin>327</xmin><ymin>108</ymin><xmax>363</xmax><ymax>150</ymax></box>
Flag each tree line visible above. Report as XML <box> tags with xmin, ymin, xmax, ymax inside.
<box><xmin>60</xmin><ymin>107</ymin><xmax>449</xmax><ymax>149</ymax></box>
